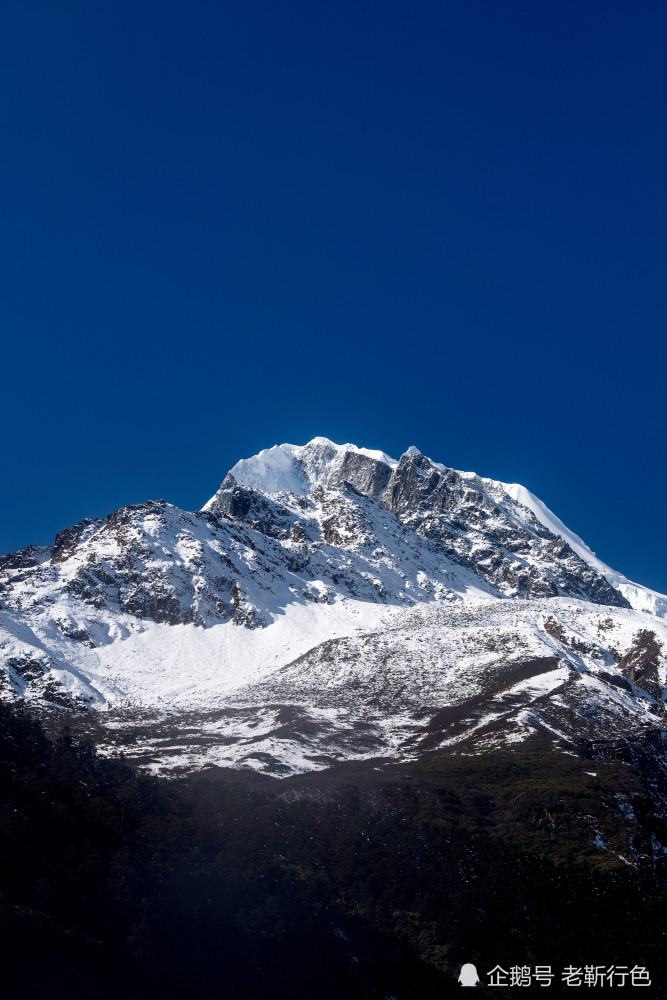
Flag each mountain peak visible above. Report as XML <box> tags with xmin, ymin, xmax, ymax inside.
<box><xmin>204</xmin><ymin>437</ymin><xmax>398</xmax><ymax>503</ymax></box>
<box><xmin>197</xmin><ymin>437</ymin><xmax>666</xmax><ymax>619</ymax></box>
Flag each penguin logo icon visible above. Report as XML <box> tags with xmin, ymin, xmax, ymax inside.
<box><xmin>458</xmin><ymin>963</ymin><xmax>480</xmax><ymax>986</ymax></box>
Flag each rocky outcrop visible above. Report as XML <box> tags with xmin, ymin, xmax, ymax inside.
<box><xmin>0</xmin><ymin>544</ymin><xmax>51</xmax><ymax>572</ymax></box>
<box><xmin>51</xmin><ymin>518</ymin><xmax>99</xmax><ymax>563</ymax></box>
<box><xmin>379</xmin><ymin>451</ymin><xmax>629</xmax><ymax>608</ymax></box>
<box><xmin>615</xmin><ymin>629</ymin><xmax>664</xmax><ymax>701</ymax></box>
<box><xmin>205</xmin><ymin>474</ymin><xmax>299</xmax><ymax>540</ymax></box>
<box><xmin>327</xmin><ymin>450</ymin><xmax>393</xmax><ymax>500</ymax></box>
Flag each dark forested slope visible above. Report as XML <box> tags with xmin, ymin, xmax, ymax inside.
<box><xmin>1</xmin><ymin>700</ymin><xmax>665</xmax><ymax>998</ymax></box>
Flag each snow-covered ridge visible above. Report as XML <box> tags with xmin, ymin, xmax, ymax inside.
<box><xmin>204</xmin><ymin>437</ymin><xmax>398</xmax><ymax>501</ymax></box>
<box><xmin>497</xmin><ymin>481</ymin><xmax>667</xmax><ymax>619</ymax></box>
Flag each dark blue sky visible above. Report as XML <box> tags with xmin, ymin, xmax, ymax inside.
<box><xmin>2</xmin><ymin>1</ymin><xmax>666</xmax><ymax>592</ymax></box>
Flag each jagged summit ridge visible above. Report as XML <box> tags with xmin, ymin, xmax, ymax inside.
<box><xmin>204</xmin><ymin>437</ymin><xmax>630</xmax><ymax>612</ymax></box>
<box><xmin>204</xmin><ymin>437</ymin><xmax>399</xmax><ymax>500</ymax></box>
<box><xmin>205</xmin><ymin>437</ymin><xmax>664</xmax><ymax>618</ymax></box>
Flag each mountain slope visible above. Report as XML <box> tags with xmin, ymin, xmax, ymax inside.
<box><xmin>499</xmin><ymin>479</ymin><xmax>667</xmax><ymax>617</ymax></box>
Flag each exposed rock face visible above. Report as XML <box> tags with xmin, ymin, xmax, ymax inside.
<box><xmin>327</xmin><ymin>450</ymin><xmax>393</xmax><ymax>500</ymax></box>
<box><xmin>380</xmin><ymin>452</ymin><xmax>629</xmax><ymax>607</ymax></box>
<box><xmin>615</xmin><ymin>629</ymin><xmax>663</xmax><ymax>701</ymax></box>
<box><xmin>0</xmin><ymin>545</ymin><xmax>51</xmax><ymax>573</ymax></box>
<box><xmin>205</xmin><ymin>474</ymin><xmax>297</xmax><ymax>540</ymax></box>
<box><xmin>51</xmin><ymin>519</ymin><xmax>98</xmax><ymax>564</ymax></box>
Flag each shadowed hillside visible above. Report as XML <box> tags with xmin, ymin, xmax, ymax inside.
<box><xmin>1</xmin><ymin>699</ymin><xmax>666</xmax><ymax>997</ymax></box>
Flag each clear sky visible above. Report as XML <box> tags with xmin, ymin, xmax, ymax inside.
<box><xmin>2</xmin><ymin>1</ymin><xmax>666</xmax><ymax>593</ymax></box>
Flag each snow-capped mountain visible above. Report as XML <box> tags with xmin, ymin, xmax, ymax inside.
<box><xmin>1</xmin><ymin>437</ymin><xmax>665</xmax><ymax>779</ymax></box>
